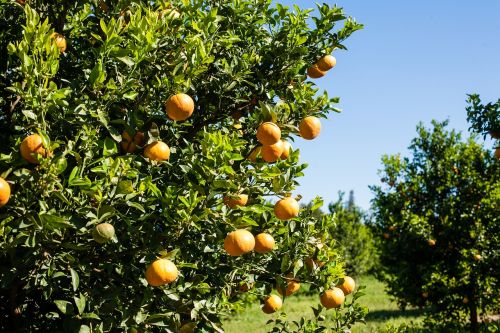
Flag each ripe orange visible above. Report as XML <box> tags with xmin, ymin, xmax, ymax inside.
<box><xmin>144</xmin><ymin>141</ymin><xmax>170</xmax><ymax>161</ymax></box>
<box><xmin>145</xmin><ymin>258</ymin><xmax>178</xmax><ymax>286</ymax></box>
<box><xmin>473</xmin><ymin>254</ymin><xmax>482</xmax><ymax>261</ymax></box>
<box><xmin>20</xmin><ymin>134</ymin><xmax>49</xmax><ymax>164</ymax></box>
<box><xmin>277</xmin><ymin>274</ymin><xmax>300</xmax><ymax>296</ymax></box>
<box><xmin>495</xmin><ymin>147</ymin><xmax>500</xmax><ymax>159</ymax></box>
<box><xmin>0</xmin><ymin>177</ymin><xmax>11</xmax><ymax>208</ymax></box>
<box><xmin>274</xmin><ymin>197</ymin><xmax>299</xmax><ymax>220</ymax></box>
<box><xmin>51</xmin><ymin>33</ymin><xmax>67</xmax><ymax>53</ymax></box>
<box><xmin>338</xmin><ymin>276</ymin><xmax>355</xmax><ymax>295</ymax></box>
<box><xmin>320</xmin><ymin>288</ymin><xmax>345</xmax><ymax>309</ymax></box>
<box><xmin>223</xmin><ymin>194</ymin><xmax>248</xmax><ymax>208</ymax></box>
<box><xmin>307</xmin><ymin>65</ymin><xmax>325</xmax><ymax>79</ymax></box>
<box><xmin>383</xmin><ymin>233</ymin><xmax>390</xmax><ymax>239</ymax></box>
<box><xmin>262</xmin><ymin>140</ymin><xmax>284</xmax><ymax>163</ymax></box>
<box><xmin>299</xmin><ymin>116</ymin><xmax>321</xmax><ymax>140</ymax></box>
<box><xmin>388</xmin><ymin>225</ymin><xmax>396</xmax><ymax>231</ymax></box>
<box><xmin>280</xmin><ymin>141</ymin><xmax>292</xmax><ymax>159</ymax></box>
<box><xmin>256</xmin><ymin>122</ymin><xmax>281</xmax><ymax>145</ymax></box>
<box><xmin>462</xmin><ymin>297</ymin><xmax>469</xmax><ymax>304</ymax></box>
<box><xmin>254</xmin><ymin>233</ymin><xmax>275</xmax><ymax>253</ymax></box>
<box><xmin>422</xmin><ymin>292</ymin><xmax>429</xmax><ymax>299</ymax></box>
<box><xmin>247</xmin><ymin>146</ymin><xmax>262</xmax><ymax>162</ymax></box>
<box><xmin>428</xmin><ymin>239</ymin><xmax>436</xmax><ymax>247</ymax></box>
<box><xmin>166</xmin><ymin>93</ymin><xmax>195</xmax><ymax>121</ymax></box>
<box><xmin>262</xmin><ymin>295</ymin><xmax>282</xmax><ymax>314</ymax></box>
<box><xmin>224</xmin><ymin>229</ymin><xmax>255</xmax><ymax>256</ymax></box>
<box><xmin>121</xmin><ymin>131</ymin><xmax>145</xmax><ymax>153</ymax></box>
<box><xmin>316</xmin><ymin>55</ymin><xmax>337</xmax><ymax>71</ymax></box>
<box><xmin>92</xmin><ymin>223</ymin><xmax>115</xmax><ymax>244</ymax></box>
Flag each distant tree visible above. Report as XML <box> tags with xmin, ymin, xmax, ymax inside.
<box><xmin>328</xmin><ymin>192</ymin><xmax>375</xmax><ymax>277</ymax></box>
<box><xmin>370</xmin><ymin>120</ymin><xmax>499</xmax><ymax>333</ymax></box>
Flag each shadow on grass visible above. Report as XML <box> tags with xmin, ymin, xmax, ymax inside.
<box><xmin>366</xmin><ymin>308</ymin><xmax>426</xmax><ymax>322</ymax></box>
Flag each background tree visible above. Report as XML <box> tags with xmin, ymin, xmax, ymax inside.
<box><xmin>370</xmin><ymin>120</ymin><xmax>499</xmax><ymax>333</ymax></box>
<box><xmin>0</xmin><ymin>0</ymin><xmax>366</xmax><ymax>332</ymax></box>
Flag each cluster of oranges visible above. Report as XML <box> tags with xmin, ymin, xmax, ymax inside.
<box><xmin>307</xmin><ymin>55</ymin><xmax>337</xmax><ymax>79</ymax></box>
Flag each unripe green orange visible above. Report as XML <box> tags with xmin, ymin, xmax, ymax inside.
<box><xmin>92</xmin><ymin>223</ymin><xmax>115</xmax><ymax>244</ymax></box>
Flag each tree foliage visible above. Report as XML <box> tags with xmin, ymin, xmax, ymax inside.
<box><xmin>0</xmin><ymin>0</ymin><xmax>365</xmax><ymax>332</ymax></box>
<box><xmin>370</xmin><ymin>120</ymin><xmax>499</xmax><ymax>332</ymax></box>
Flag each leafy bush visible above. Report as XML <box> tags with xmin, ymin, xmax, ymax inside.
<box><xmin>370</xmin><ymin>120</ymin><xmax>499</xmax><ymax>333</ymax></box>
<box><xmin>0</xmin><ymin>1</ymin><xmax>366</xmax><ymax>332</ymax></box>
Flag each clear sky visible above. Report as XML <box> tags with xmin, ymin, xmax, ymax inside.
<box><xmin>277</xmin><ymin>0</ymin><xmax>500</xmax><ymax>210</ymax></box>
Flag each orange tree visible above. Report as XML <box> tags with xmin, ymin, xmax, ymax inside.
<box><xmin>0</xmin><ymin>1</ymin><xmax>366</xmax><ymax>332</ymax></box>
<box><xmin>370</xmin><ymin>120</ymin><xmax>499</xmax><ymax>333</ymax></box>
<box><xmin>466</xmin><ymin>94</ymin><xmax>500</xmax><ymax>159</ymax></box>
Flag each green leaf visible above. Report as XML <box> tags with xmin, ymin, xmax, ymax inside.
<box><xmin>74</xmin><ymin>293</ymin><xmax>86</xmax><ymax>314</ymax></box>
<box><xmin>70</xmin><ymin>268</ymin><xmax>79</xmax><ymax>291</ymax></box>
<box><xmin>39</xmin><ymin>213</ymin><xmax>73</xmax><ymax>230</ymax></box>
<box><xmin>54</xmin><ymin>300</ymin><xmax>72</xmax><ymax>314</ymax></box>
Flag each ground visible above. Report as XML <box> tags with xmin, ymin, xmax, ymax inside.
<box><xmin>223</xmin><ymin>276</ymin><xmax>425</xmax><ymax>333</ymax></box>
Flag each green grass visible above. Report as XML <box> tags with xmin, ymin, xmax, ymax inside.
<box><xmin>223</xmin><ymin>276</ymin><xmax>425</xmax><ymax>333</ymax></box>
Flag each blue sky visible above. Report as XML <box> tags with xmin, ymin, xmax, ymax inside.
<box><xmin>277</xmin><ymin>0</ymin><xmax>500</xmax><ymax>210</ymax></box>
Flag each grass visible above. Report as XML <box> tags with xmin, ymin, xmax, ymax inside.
<box><xmin>223</xmin><ymin>276</ymin><xmax>425</xmax><ymax>333</ymax></box>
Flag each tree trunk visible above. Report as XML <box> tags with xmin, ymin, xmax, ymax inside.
<box><xmin>469</xmin><ymin>300</ymin><xmax>479</xmax><ymax>333</ymax></box>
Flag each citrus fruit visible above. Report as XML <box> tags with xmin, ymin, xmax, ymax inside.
<box><xmin>145</xmin><ymin>258</ymin><xmax>178</xmax><ymax>286</ymax></box>
<box><xmin>299</xmin><ymin>116</ymin><xmax>321</xmax><ymax>140</ymax></box>
<box><xmin>166</xmin><ymin>93</ymin><xmax>195</xmax><ymax>121</ymax></box>
<box><xmin>51</xmin><ymin>33</ymin><xmax>67</xmax><ymax>53</ymax></box>
<box><xmin>280</xmin><ymin>141</ymin><xmax>292</xmax><ymax>159</ymax></box>
<box><xmin>428</xmin><ymin>239</ymin><xmax>436</xmax><ymax>246</ymax></box>
<box><xmin>274</xmin><ymin>197</ymin><xmax>299</xmax><ymax>220</ymax></box>
<box><xmin>256</xmin><ymin>122</ymin><xmax>281</xmax><ymax>145</ymax></box>
<box><xmin>121</xmin><ymin>131</ymin><xmax>145</xmax><ymax>153</ymax></box>
<box><xmin>277</xmin><ymin>274</ymin><xmax>300</xmax><ymax>296</ymax></box>
<box><xmin>92</xmin><ymin>223</ymin><xmax>115</xmax><ymax>244</ymax></box>
<box><xmin>320</xmin><ymin>288</ymin><xmax>345</xmax><ymax>309</ymax></box>
<box><xmin>262</xmin><ymin>294</ymin><xmax>282</xmax><ymax>314</ymax></box>
<box><xmin>307</xmin><ymin>65</ymin><xmax>325</xmax><ymax>79</ymax></box>
<box><xmin>262</xmin><ymin>140</ymin><xmax>284</xmax><ymax>163</ymax></box>
<box><xmin>338</xmin><ymin>276</ymin><xmax>355</xmax><ymax>295</ymax></box>
<box><xmin>144</xmin><ymin>141</ymin><xmax>170</xmax><ymax>161</ymax></box>
<box><xmin>224</xmin><ymin>229</ymin><xmax>255</xmax><ymax>256</ymax></box>
<box><xmin>223</xmin><ymin>194</ymin><xmax>248</xmax><ymax>208</ymax></box>
<box><xmin>20</xmin><ymin>134</ymin><xmax>48</xmax><ymax>164</ymax></box>
<box><xmin>0</xmin><ymin>177</ymin><xmax>11</xmax><ymax>208</ymax></box>
<box><xmin>316</xmin><ymin>55</ymin><xmax>336</xmax><ymax>71</ymax></box>
<box><xmin>254</xmin><ymin>233</ymin><xmax>275</xmax><ymax>253</ymax></box>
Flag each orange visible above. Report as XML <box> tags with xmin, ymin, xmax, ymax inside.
<box><xmin>121</xmin><ymin>131</ymin><xmax>145</xmax><ymax>153</ymax></box>
<box><xmin>179</xmin><ymin>322</ymin><xmax>196</xmax><ymax>333</ymax></box>
<box><xmin>307</xmin><ymin>65</ymin><xmax>325</xmax><ymax>79</ymax></box>
<box><xmin>92</xmin><ymin>223</ymin><xmax>115</xmax><ymax>244</ymax></box>
<box><xmin>262</xmin><ymin>140</ymin><xmax>284</xmax><ymax>163</ymax></box>
<box><xmin>166</xmin><ymin>93</ymin><xmax>194</xmax><ymax>121</ymax></box>
<box><xmin>422</xmin><ymin>292</ymin><xmax>429</xmax><ymax>299</ymax></box>
<box><xmin>473</xmin><ymin>254</ymin><xmax>482</xmax><ymax>261</ymax></box>
<box><xmin>428</xmin><ymin>239</ymin><xmax>436</xmax><ymax>247</ymax></box>
<box><xmin>316</xmin><ymin>55</ymin><xmax>336</xmax><ymax>72</ymax></box>
<box><xmin>277</xmin><ymin>274</ymin><xmax>300</xmax><ymax>296</ymax></box>
<box><xmin>20</xmin><ymin>134</ymin><xmax>48</xmax><ymax>164</ymax></box>
<box><xmin>0</xmin><ymin>177</ymin><xmax>11</xmax><ymax>208</ymax></box>
<box><xmin>51</xmin><ymin>33</ymin><xmax>67</xmax><ymax>53</ymax></box>
<box><xmin>256</xmin><ymin>122</ymin><xmax>281</xmax><ymax>145</ymax></box>
<box><xmin>383</xmin><ymin>233</ymin><xmax>390</xmax><ymax>239</ymax></box>
<box><xmin>274</xmin><ymin>197</ymin><xmax>299</xmax><ymax>220</ymax></box>
<box><xmin>224</xmin><ymin>229</ymin><xmax>255</xmax><ymax>256</ymax></box>
<box><xmin>462</xmin><ymin>297</ymin><xmax>469</xmax><ymax>304</ymax></box>
<box><xmin>299</xmin><ymin>116</ymin><xmax>321</xmax><ymax>140</ymax></box>
<box><xmin>320</xmin><ymin>288</ymin><xmax>345</xmax><ymax>309</ymax></box>
<box><xmin>254</xmin><ymin>233</ymin><xmax>275</xmax><ymax>253</ymax></box>
<box><xmin>388</xmin><ymin>225</ymin><xmax>396</xmax><ymax>231</ymax></box>
<box><xmin>338</xmin><ymin>276</ymin><xmax>355</xmax><ymax>295</ymax></box>
<box><xmin>223</xmin><ymin>194</ymin><xmax>248</xmax><ymax>208</ymax></box>
<box><xmin>262</xmin><ymin>295</ymin><xmax>282</xmax><ymax>314</ymax></box>
<box><xmin>247</xmin><ymin>146</ymin><xmax>262</xmax><ymax>162</ymax></box>
<box><xmin>144</xmin><ymin>141</ymin><xmax>170</xmax><ymax>161</ymax></box>
<box><xmin>280</xmin><ymin>141</ymin><xmax>292</xmax><ymax>159</ymax></box>
<box><xmin>145</xmin><ymin>258</ymin><xmax>178</xmax><ymax>286</ymax></box>
<box><xmin>495</xmin><ymin>147</ymin><xmax>500</xmax><ymax>159</ymax></box>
